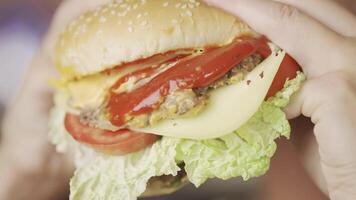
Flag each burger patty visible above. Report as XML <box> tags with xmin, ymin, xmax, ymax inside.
<box><xmin>126</xmin><ymin>54</ymin><xmax>263</xmax><ymax>128</ymax></box>
<box><xmin>78</xmin><ymin>54</ymin><xmax>262</xmax><ymax>129</ymax></box>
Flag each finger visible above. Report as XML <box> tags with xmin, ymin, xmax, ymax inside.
<box><xmin>274</xmin><ymin>0</ymin><xmax>356</xmax><ymax>37</ymax></box>
<box><xmin>284</xmin><ymin>68</ymin><xmax>356</xmax><ymax>119</ymax></box>
<box><xmin>284</xmin><ymin>70</ymin><xmax>356</xmax><ymax>163</ymax></box>
<box><xmin>283</xmin><ymin>86</ymin><xmax>303</xmax><ymax>120</ymax></box>
<box><xmin>204</xmin><ymin>0</ymin><xmax>349</xmax><ymax>78</ymax></box>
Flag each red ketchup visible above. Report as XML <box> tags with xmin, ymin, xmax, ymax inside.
<box><xmin>106</xmin><ymin>37</ymin><xmax>273</xmax><ymax>127</ymax></box>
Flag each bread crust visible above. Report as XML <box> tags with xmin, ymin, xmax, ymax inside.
<box><xmin>55</xmin><ymin>0</ymin><xmax>254</xmax><ymax>78</ymax></box>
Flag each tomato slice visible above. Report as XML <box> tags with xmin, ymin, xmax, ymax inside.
<box><xmin>255</xmin><ymin>36</ymin><xmax>301</xmax><ymax>98</ymax></box>
<box><xmin>266</xmin><ymin>54</ymin><xmax>300</xmax><ymax>98</ymax></box>
<box><xmin>64</xmin><ymin>114</ymin><xmax>160</xmax><ymax>155</ymax></box>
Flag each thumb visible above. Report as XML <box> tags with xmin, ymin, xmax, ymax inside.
<box><xmin>284</xmin><ymin>71</ymin><xmax>356</xmax><ymax>198</ymax></box>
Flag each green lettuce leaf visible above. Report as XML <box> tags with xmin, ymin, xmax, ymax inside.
<box><xmin>67</xmin><ymin>72</ymin><xmax>305</xmax><ymax>199</ymax></box>
<box><xmin>177</xmin><ymin>72</ymin><xmax>305</xmax><ymax>186</ymax></box>
<box><xmin>70</xmin><ymin>137</ymin><xmax>180</xmax><ymax>200</ymax></box>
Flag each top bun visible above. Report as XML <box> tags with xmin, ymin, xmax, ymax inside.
<box><xmin>55</xmin><ymin>0</ymin><xmax>255</xmax><ymax>78</ymax></box>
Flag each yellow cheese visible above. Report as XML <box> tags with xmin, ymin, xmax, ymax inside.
<box><xmin>65</xmin><ymin>53</ymin><xmax>189</xmax><ymax>109</ymax></box>
<box><xmin>67</xmin><ymin>72</ymin><xmax>120</xmax><ymax>109</ymax></box>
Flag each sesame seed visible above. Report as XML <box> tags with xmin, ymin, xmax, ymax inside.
<box><xmin>163</xmin><ymin>2</ymin><xmax>169</xmax><ymax>7</ymax></box>
<box><xmin>78</xmin><ymin>25</ymin><xmax>86</xmax><ymax>33</ymax></box>
<box><xmin>118</xmin><ymin>12</ymin><xmax>127</xmax><ymax>17</ymax></box>
<box><xmin>60</xmin><ymin>39</ymin><xmax>65</xmax><ymax>47</ymax></box>
<box><xmin>128</xmin><ymin>27</ymin><xmax>133</xmax><ymax>32</ymax></box>
<box><xmin>96</xmin><ymin>30</ymin><xmax>103</xmax><ymax>35</ymax></box>
<box><xmin>186</xmin><ymin>10</ymin><xmax>193</xmax><ymax>17</ymax></box>
<box><xmin>99</xmin><ymin>16</ymin><xmax>107</xmax><ymax>23</ymax></box>
<box><xmin>74</xmin><ymin>59</ymin><xmax>80</xmax><ymax>65</ymax></box>
<box><xmin>136</xmin><ymin>14</ymin><xmax>142</xmax><ymax>18</ymax></box>
<box><xmin>86</xmin><ymin>17</ymin><xmax>92</xmax><ymax>22</ymax></box>
<box><xmin>69</xmin><ymin>20</ymin><xmax>77</xmax><ymax>28</ymax></box>
<box><xmin>140</xmin><ymin>21</ymin><xmax>147</xmax><ymax>26</ymax></box>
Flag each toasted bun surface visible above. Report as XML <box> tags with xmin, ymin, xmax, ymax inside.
<box><xmin>55</xmin><ymin>0</ymin><xmax>254</xmax><ymax>78</ymax></box>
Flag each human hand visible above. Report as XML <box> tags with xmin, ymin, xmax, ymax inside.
<box><xmin>0</xmin><ymin>49</ymin><xmax>73</xmax><ymax>200</ymax></box>
<box><xmin>203</xmin><ymin>0</ymin><xmax>356</xmax><ymax>199</ymax></box>
<box><xmin>0</xmin><ymin>0</ymin><xmax>113</xmax><ymax>199</ymax></box>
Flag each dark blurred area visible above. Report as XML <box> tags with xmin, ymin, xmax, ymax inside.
<box><xmin>143</xmin><ymin>178</ymin><xmax>260</xmax><ymax>200</ymax></box>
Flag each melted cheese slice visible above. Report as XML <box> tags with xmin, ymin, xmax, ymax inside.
<box><xmin>133</xmin><ymin>48</ymin><xmax>285</xmax><ymax>139</ymax></box>
<box><xmin>67</xmin><ymin>73</ymin><xmax>120</xmax><ymax>109</ymax></box>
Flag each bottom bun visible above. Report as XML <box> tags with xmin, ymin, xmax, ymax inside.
<box><xmin>141</xmin><ymin>167</ymin><xmax>189</xmax><ymax>197</ymax></box>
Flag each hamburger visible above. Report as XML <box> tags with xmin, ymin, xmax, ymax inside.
<box><xmin>49</xmin><ymin>0</ymin><xmax>305</xmax><ymax>199</ymax></box>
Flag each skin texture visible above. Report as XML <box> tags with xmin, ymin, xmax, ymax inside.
<box><xmin>204</xmin><ymin>0</ymin><xmax>356</xmax><ymax>199</ymax></box>
<box><xmin>0</xmin><ymin>0</ymin><xmax>355</xmax><ymax>199</ymax></box>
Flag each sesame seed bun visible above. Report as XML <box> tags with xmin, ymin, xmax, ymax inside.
<box><xmin>54</xmin><ymin>0</ymin><xmax>255</xmax><ymax>79</ymax></box>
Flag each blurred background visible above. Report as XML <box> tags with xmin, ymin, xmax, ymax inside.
<box><xmin>0</xmin><ymin>0</ymin><xmax>60</xmax><ymax>118</ymax></box>
<box><xmin>0</xmin><ymin>0</ymin><xmax>355</xmax><ymax>200</ymax></box>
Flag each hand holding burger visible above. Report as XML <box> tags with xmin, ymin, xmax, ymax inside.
<box><xmin>204</xmin><ymin>0</ymin><xmax>356</xmax><ymax>199</ymax></box>
<box><xmin>2</xmin><ymin>2</ymin><xmax>353</xmax><ymax>198</ymax></box>
<box><xmin>48</xmin><ymin>0</ymin><xmax>303</xmax><ymax>198</ymax></box>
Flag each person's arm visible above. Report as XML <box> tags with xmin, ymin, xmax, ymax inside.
<box><xmin>203</xmin><ymin>0</ymin><xmax>356</xmax><ymax>199</ymax></box>
<box><xmin>0</xmin><ymin>44</ymin><xmax>74</xmax><ymax>200</ymax></box>
<box><xmin>0</xmin><ymin>0</ymin><xmax>112</xmax><ymax>199</ymax></box>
